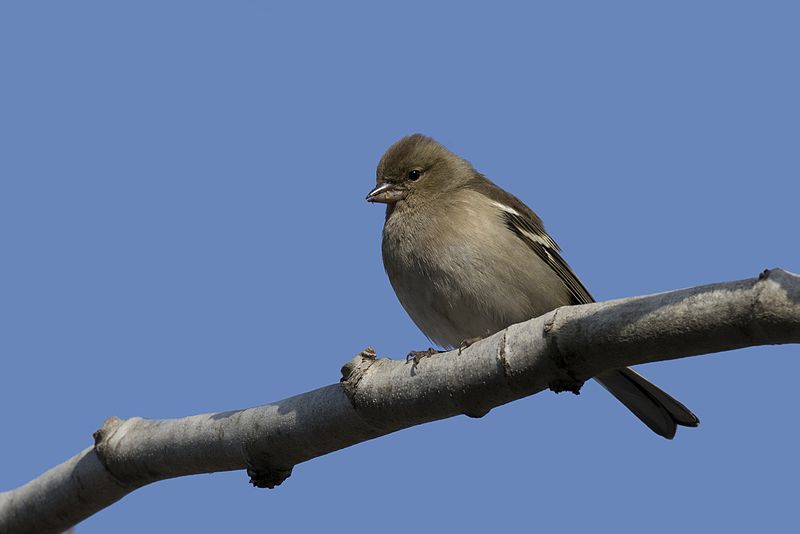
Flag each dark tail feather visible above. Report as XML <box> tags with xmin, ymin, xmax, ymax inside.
<box><xmin>594</xmin><ymin>368</ymin><xmax>699</xmax><ymax>439</ymax></box>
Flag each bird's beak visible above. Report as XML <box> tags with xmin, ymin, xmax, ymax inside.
<box><xmin>366</xmin><ymin>182</ymin><xmax>407</xmax><ymax>204</ymax></box>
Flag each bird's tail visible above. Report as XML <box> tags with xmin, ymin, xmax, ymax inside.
<box><xmin>594</xmin><ymin>368</ymin><xmax>699</xmax><ymax>439</ymax></box>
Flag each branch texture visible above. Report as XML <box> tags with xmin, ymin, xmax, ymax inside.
<box><xmin>2</xmin><ymin>269</ymin><xmax>798</xmax><ymax>533</ymax></box>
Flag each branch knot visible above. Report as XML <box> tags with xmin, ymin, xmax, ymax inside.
<box><xmin>543</xmin><ymin>308</ymin><xmax>586</xmax><ymax>394</ymax></box>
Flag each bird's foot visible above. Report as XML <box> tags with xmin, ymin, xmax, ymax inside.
<box><xmin>458</xmin><ymin>337</ymin><xmax>483</xmax><ymax>354</ymax></box>
<box><xmin>406</xmin><ymin>347</ymin><xmax>441</xmax><ymax>364</ymax></box>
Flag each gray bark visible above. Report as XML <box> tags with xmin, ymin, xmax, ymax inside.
<box><xmin>2</xmin><ymin>268</ymin><xmax>798</xmax><ymax>534</ymax></box>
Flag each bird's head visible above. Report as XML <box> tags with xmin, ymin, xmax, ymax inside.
<box><xmin>367</xmin><ymin>134</ymin><xmax>473</xmax><ymax>206</ymax></box>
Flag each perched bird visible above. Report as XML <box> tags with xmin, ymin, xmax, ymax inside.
<box><xmin>367</xmin><ymin>133</ymin><xmax>699</xmax><ymax>439</ymax></box>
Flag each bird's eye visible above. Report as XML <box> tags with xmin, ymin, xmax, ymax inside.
<box><xmin>407</xmin><ymin>169</ymin><xmax>422</xmax><ymax>181</ymax></box>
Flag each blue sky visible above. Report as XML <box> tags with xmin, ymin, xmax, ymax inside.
<box><xmin>1</xmin><ymin>2</ymin><xmax>798</xmax><ymax>532</ymax></box>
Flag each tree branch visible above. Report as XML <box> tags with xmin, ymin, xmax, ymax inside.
<box><xmin>2</xmin><ymin>268</ymin><xmax>798</xmax><ymax>534</ymax></box>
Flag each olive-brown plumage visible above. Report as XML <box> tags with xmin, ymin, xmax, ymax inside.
<box><xmin>367</xmin><ymin>134</ymin><xmax>699</xmax><ymax>438</ymax></box>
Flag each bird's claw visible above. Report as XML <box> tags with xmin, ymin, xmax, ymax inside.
<box><xmin>458</xmin><ymin>337</ymin><xmax>483</xmax><ymax>354</ymax></box>
<box><xmin>406</xmin><ymin>348</ymin><xmax>440</xmax><ymax>364</ymax></box>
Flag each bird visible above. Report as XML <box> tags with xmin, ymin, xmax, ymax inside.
<box><xmin>366</xmin><ymin>133</ymin><xmax>699</xmax><ymax>439</ymax></box>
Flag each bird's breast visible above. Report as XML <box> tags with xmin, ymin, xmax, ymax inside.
<box><xmin>380</xmin><ymin>195</ymin><xmax>565</xmax><ymax>348</ymax></box>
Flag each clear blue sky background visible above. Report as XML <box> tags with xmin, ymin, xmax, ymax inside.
<box><xmin>2</xmin><ymin>2</ymin><xmax>798</xmax><ymax>532</ymax></box>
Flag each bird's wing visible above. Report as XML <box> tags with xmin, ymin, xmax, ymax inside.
<box><xmin>466</xmin><ymin>175</ymin><xmax>594</xmax><ymax>305</ymax></box>
<box><xmin>500</xmin><ymin>208</ymin><xmax>594</xmax><ymax>305</ymax></box>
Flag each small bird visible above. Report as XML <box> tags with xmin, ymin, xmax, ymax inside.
<box><xmin>367</xmin><ymin>133</ymin><xmax>699</xmax><ymax>439</ymax></box>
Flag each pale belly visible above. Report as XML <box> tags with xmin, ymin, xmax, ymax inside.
<box><xmin>383</xmin><ymin>217</ymin><xmax>571</xmax><ymax>348</ymax></box>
